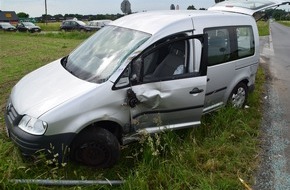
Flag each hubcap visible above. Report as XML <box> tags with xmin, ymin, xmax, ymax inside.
<box><xmin>231</xmin><ymin>87</ymin><xmax>246</xmax><ymax>108</ymax></box>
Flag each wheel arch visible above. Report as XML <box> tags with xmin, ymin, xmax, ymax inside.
<box><xmin>224</xmin><ymin>77</ymin><xmax>249</xmax><ymax>103</ymax></box>
<box><xmin>93</xmin><ymin>120</ymin><xmax>123</xmax><ymax>142</ymax></box>
<box><xmin>74</xmin><ymin>120</ymin><xmax>123</xmax><ymax>144</ymax></box>
<box><xmin>69</xmin><ymin>126</ymin><xmax>121</xmax><ymax>168</ymax></box>
<box><xmin>239</xmin><ymin>79</ymin><xmax>249</xmax><ymax>87</ymax></box>
<box><xmin>227</xmin><ymin>79</ymin><xmax>249</xmax><ymax>108</ymax></box>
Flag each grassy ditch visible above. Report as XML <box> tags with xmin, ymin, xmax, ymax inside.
<box><xmin>257</xmin><ymin>21</ymin><xmax>270</xmax><ymax>36</ymax></box>
<box><xmin>277</xmin><ymin>20</ymin><xmax>290</xmax><ymax>27</ymax></box>
<box><xmin>0</xmin><ymin>32</ymin><xmax>265</xmax><ymax>189</ymax></box>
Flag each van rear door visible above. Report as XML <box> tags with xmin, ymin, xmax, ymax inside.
<box><xmin>209</xmin><ymin>0</ymin><xmax>290</xmax><ymax>16</ymax></box>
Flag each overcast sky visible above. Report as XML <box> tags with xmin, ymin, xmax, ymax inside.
<box><xmin>0</xmin><ymin>0</ymin><xmax>216</xmax><ymax>17</ymax></box>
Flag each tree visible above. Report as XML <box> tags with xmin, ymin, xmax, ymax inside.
<box><xmin>17</xmin><ymin>12</ymin><xmax>29</xmax><ymax>18</ymax></box>
<box><xmin>53</xmin><ymin>14</ymin><xmax>64</xmax><ymax>22</ymax></box>
<box><xmin>265</xmin><ymin>9</ymin><xmax>288</xmax><ymax>21</ymax></box>
<box><xmin>170</xmin><ymin>4</ymin><xmax>175</xmax><ymax>10</ymax></box>
<box><xmin>272</xmin><ymin>9</ymin><xmax>287</xmax><ymax>20</ymax></box>
<box><xmin>54</xmin><ymin>14</ymin><xmax>64</xmax><ymax>18</ymax></box>
<box><xmin>187</xmin><ymin>5</ymin><xmax>196</xmax><ymax>10</ymax></box>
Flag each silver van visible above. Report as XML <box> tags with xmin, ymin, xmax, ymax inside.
<box><xmin>4</xmin><ymin>0</ymin><xmax>289</xmax><ymax>168</ymax></box>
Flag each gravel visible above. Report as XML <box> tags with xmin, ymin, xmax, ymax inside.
<box><xmin>253</xmin><ymin>36</ymin><xmax>290</xmax><ymax>190</ymax></box>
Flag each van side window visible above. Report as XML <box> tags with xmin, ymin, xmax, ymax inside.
<box><xmin>205</xmin><ymin>26</ymin><xmax>255</xmax><ymax>66</ymax></box>
<box><xmin>130</xmin><ymin>38</ymin><xmax>192</xmax><ymax>84</ymax></box>
<box><xmin>143</xmin><ymin>40</ymin><xmax>186</xmax><ymax>81</ymax></box>
<box><xmin>236</xmin><ymin>27</ymin><xmax>255</xmax><ymax>58</ymax></box>
<box><xmin>206</xmin><ymin>28</ymin><xmax>231</xmax><ymax>66</ymax></box>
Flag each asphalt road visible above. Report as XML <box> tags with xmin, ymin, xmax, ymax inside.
<box><xmin>254</xmin><ymin>22</ymin><xmax>290</xmax><ymax>190</ymax></box>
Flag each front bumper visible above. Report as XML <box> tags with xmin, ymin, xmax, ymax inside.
<box><xmin>4</xmin><ymin>102</ymin><xmax>75</xmax><ymax>161</ymax></box>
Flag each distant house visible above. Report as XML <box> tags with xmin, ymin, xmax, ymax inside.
<box><xmin>0</xmin><ymin>11</ymin><xmax>19</xmax><ymax>24</ymax></box>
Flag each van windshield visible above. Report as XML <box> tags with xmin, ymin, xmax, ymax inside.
<box><xmin>65</xmin><ymin>26</ymin><xmax>150</xmax><ymax>83</ymax></box>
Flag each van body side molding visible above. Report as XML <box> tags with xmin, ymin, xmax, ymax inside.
<box><xmin>132</xmin><ymin>105</ymin><xmax>204</xmax><ymax>120</ymax></box>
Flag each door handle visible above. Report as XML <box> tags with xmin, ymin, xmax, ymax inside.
<box><xmin>189</xmin><ymin>87</ymin><xmax>204</xmax><ymax>94</ymax></box>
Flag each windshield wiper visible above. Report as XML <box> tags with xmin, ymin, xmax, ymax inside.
<box><xmin>61</xmin><ymin>55</ymin><xmax>76</xmax><ymax>75</ymax></box>
<box><xmin>61</xmin><ymin>55</ymin><xmax>69</xmax><ymax>68</ymax></box>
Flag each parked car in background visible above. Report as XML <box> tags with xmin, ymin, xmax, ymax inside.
<box><xmin>88</xmin><ymin>20</ymin><xmax>112</xmax><ymax>29</ymax></box>
<box><xmin>0</xmin><ymin>22</ymin><xmax>17</xmax><ymax>32</ymax></box>
<box><xmin>16</xmin><ymin>22</ymin><xmax>41</xmax><ymax>33</ymax></box>
<box><xmin>60</xmin><ymin>20</ymin><xmax>92</xmax><ymax>32</ymax></box>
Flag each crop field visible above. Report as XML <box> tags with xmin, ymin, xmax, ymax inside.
<box><xmin>0</xmin><ymin>31</ymin><xmax>265</xmax><ymax>189</ymax></box>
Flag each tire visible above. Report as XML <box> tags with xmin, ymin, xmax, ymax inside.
<box><xmin>70</xmin><ymin>127</ymin><xmax>120</xmax><ymax>168</ymax></box>
<box><xmin>228</xmin><ymin>82</ymin><xmax>248</xmax><ymax>108</ymax></box>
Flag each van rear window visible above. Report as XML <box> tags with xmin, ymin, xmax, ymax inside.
<box><xmin>236</xmin><ymin>27</ymin><xmax>255</xmax><ymax>58</ymax></box>
<box><xmin>205</xmin><ymin>26</ymin><xmax>255</xmax><ymax>66</ymax></box>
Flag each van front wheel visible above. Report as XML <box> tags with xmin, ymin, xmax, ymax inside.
<box><xmin>70</xmin><ymin>127</ymin><xmax>120</xmax><ymax>168</ymax></box>
<box><xmin>228</xmin><ymin>82</ymin><xmax>248</xmax><ymax>108</ymax></box>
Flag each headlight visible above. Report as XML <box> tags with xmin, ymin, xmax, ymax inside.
<box><xmin>18</xmin><ymin>115</ymin><xmax>48</xmax><ymax>135</ymax></box>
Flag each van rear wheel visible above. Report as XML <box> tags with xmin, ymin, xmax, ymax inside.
<box><xmin>70</xmin><ymin>127</ymin><xmax>120</xmax><ymax>168</ymax></box>
<box><xmin>228</xmin><ymin>82</ymin><xmax>248</xmax><ymax>108</ymax></box>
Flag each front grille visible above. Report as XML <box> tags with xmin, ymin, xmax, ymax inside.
<box><xmin>6</xmin><ymin>102</ymin><xmax>23</xmax><ymax>126</ymax></box>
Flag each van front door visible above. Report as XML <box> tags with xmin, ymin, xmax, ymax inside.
<box><xmin>127</xmin><ymin>34</ymin><xmax>208</xmax><ymax>134</ymax></box>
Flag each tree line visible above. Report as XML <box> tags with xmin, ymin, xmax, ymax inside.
<box><xmin>16</xmin><ymin>8</ymin><xmax>290</xmax><ymax>22</ymax></box>
<box><xmin>265</xmin><ymin>9</ymin><xmax>290</xmax><ymax>21</ymax></box>
<box><xmin>17</xmin><ymin>12</ymin><xmax>123</xmax><ymax>22</ymax></box>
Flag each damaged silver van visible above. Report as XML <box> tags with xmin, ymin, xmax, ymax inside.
<box><xmin>4</xmin><ymin>0</ymin><xmax>289</xmax><ymax>168</ymax></box>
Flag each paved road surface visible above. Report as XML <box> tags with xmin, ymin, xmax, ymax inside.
<box><xmin>254</xmin><ymin>22</ymin><xmax>290</xmax><ymax>189</ymax></box>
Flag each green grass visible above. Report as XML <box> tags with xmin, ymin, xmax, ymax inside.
<box><xmin>37</xmin><ymin>22</ymin><xmax>62</xmax><ymax>31</ymax></box>
<box><xmin>0</xmin><ymin>31</ymin><xmax>265</xmax><ymax>189</ymax></box>
<box><xmin>257</xmin><ymin>21</ymin><xmax>270</xmax><ymax>36</ymax></box>
<box><xmin>278</xmin><ymin>20</ymin><xmax>290</xmax><ymax>27</ymax></box>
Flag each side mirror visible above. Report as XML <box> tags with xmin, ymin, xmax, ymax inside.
<box><xmin>130</xmin><ymin>58</ymin><xmax>142</xmax><ymax>85</ymax></box>
<box><xmin>114</xmin><ymin>57</ymin><xmax>143</xmax><ymax>88</ymax></box>
<box><xmin>115</xmin><ymin>67</ymin><xmax>130</xmax><ymax>88</ymax></box>
<box><xmin>115</xmin><ymin>77</ymin><xmax>130</xmax><ymax>88</ymax></box>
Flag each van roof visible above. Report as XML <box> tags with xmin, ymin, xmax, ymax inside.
<box><xmin>111</xmin><ymin>10</ymin><xmax>252</xmax><ymax>35</ymax></box>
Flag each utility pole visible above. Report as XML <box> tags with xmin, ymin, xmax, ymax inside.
<box><xmin>45</xmin><ymin>0</ymin><xmax>47</xmax><ymax>25</ymax></box>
